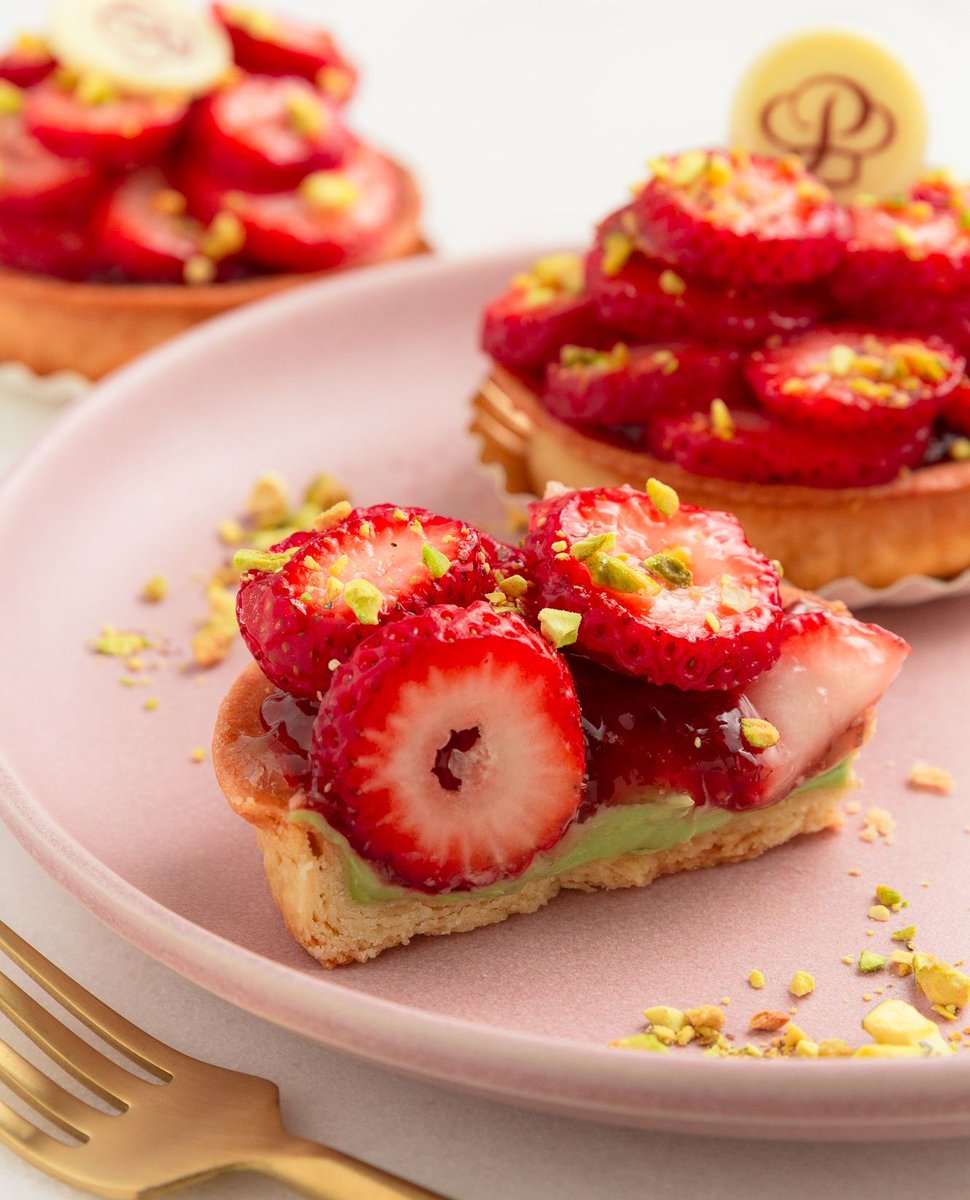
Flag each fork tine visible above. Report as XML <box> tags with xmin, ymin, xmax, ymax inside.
<box><xmin>0</xmin><ymin>970</ymin><xmax>141</xmax><ymax>1108</ymax></box>
<box><xmin>0</xmin><ymin>1096</ymin><xmax>65</xmax><ymax>1155</ymax></box>
<box><xmin>0</xmin><ymin>921</ymin><xmax>171</xmax><ymax>1079</ymax></box>
<box><xmin>0</xmin><ymin>1038</ymin><xmax>97</xmax><ymax>1139</ymax></box>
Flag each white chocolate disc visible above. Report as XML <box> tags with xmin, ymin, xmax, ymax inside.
<box><xmin>48</xmin><ymin>0</ymin><xmax>232</xmax><ymax>97</ymax></box>
<box><xmin>729</xmin><ymin>29</ymin><xmax>927</xmax><ymax>200</ymax></box>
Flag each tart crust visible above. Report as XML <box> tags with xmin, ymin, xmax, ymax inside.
<box><xmin>0</xmin><ymin>154</ymin><xmax>425</xmax><ymax>379</ymax></box>
<box><xmin>472</xmin><ymin>365</ymin><xmax>970</xmax><ymax>591</ymax></box>
<box><xmin>213</xmin><ymin>659</ymin><xmax>867</xmax><ymax>968</ymax></box>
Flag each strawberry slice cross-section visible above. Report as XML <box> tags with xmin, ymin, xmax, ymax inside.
<box><xmin>236</xmin><ymin>504</ymin><xmax>494</xmax><ymax>698</ymax></box>
<box><xmin>634</xmin><ymin>149</ymin><xmax>848</xmax><ymax>287</ymax></box>
<box><xmin>745</xmin><ymin>327</ymin><xmax>963</xmax><ymax>435</ymax></box>
<box><xmin>526</xmin><ymin>483</ymin><xmax>783</xmax><ymax>690</ymax></box>
<box><xmin>309</xmin><ymin>602</ymin><xmax>586</xmax><ymax>893</ymax></box>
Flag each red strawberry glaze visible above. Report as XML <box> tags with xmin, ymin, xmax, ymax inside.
<box><xmin>650</xmin><ymin>402</ymin><xmax>932</xmax><ymax>489</ymax></box>
<box><xmin>24</xmin><ymin>80</ymin><xmax>188</xmax><ymax>168</ymax></box>
<box><xmin>831</xmin><ymin>199</ymin><xmax>970</xmax><ymax>308</ymax></box>
<box><xmin>543</xmin><ymin>341</ymin><xmax>743</xmax><ymax>425</ymax></box>
<box><xmin>213</xmin><ymin>3</ymin><xmax>358</xmax><ymax>98</ymax></box>
<box><xmin>634</xmin><ymin>150</ymin><xmax>847</xmax><ymax>287</ymax></box>
<box><xmin>191</xmin><ymin>75</ymin><xmax>351</xmax><ymax>190</ymax></box>
<box><xmin>745</xmin><ymin>328</ymin><xmax>963</xmax><ymax>436</ymax></box>
<box><xmin>586</xmin><ymin>207</ymin><xmax>823</xmax><ymax>346</ymax></box>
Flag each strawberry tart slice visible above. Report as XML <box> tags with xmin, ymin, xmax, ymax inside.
<box><xmin>213</xmin><ymin>484</ymin><xmax>907</xmax><ymax>966</ymax></box>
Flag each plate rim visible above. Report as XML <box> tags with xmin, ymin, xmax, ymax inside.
<box><xmin>1</xmin><ymin>250</ymin><xmax>967</xmax><ymax>1141</ymax></box>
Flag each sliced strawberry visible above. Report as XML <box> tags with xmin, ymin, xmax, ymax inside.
<box><xmin>236</xmin><ymin>504</ymin><xmax>493</xmax><ymax>698</ymax></box>
<box><xmin>95</xmin><ymin>168</ymin><xmax>242</xmax><ymax>283</ymax></box>
<box><xmin>909</xmin><ymin>168</ymin><xmax>969</xmax><ymax>212</ymax></box>
<box><xmin>24</xmin><ymin>79</ymin><xmax>187</xmax><ymax>168</ymax></box>
<box><xmin>525</xmin><ymin>484</ymin><xmax>782</xmax><ymax>690</ymax></box>
<box><xmin>481</xmin><ymin>253</ymin><xmax>602</xmax><ymax>369</ymax></box>
<box><xmin>0</xmin><ymin>207</ymin><xmax>93</xmax><ymax>279</ymax></box>
<box><xmin>0</xmin><ymin>39</ymin><xmax>55</xmax><ymax>88</ymax></box>
<box><xmin>650</xmin><ymin>401</ymin><xmax>932</xmax><ymax>488</ymax></box>
<box><xmin>224</xmin><ymin>143</ymin><xmax>401</xmax><ymax>271</ymax></box>
<box><xmin>587</xmin><ymin>207</ymin><xmax>822</xmax><ymax>346</ymax></box>
<box><xmin>745</xmin><ymin>328</ymin><xmax>962</xmax><ymax>435</ymax></box>
<box><xmin>308</xmin><ymin>602</ymin><xmax>585</xmax><ymax>893</ymax></box>
<box><xmin>741</xmin><ymin>608</ymin><xmax>909</xmax><ymax>807</ymax></box>
<box><xmin>831</xmin><ymin>199</ymin><xmax>970</xmax><ymax>309</ymax></box>
<box><xmin>633</xmin><ymin>149</ymin><xmax>847</xmax><ymax>287</ymax></box>
<box><xmin>0</xmin><ymin>110</ymin><xmax>98</xmax><ymax>214</ymax></box>
<box><xmin>573</xmin><ymin>598</ymin><xmax>905</xmax><ymax>811</ymax></box>
<box><xmin>213</xmin><ymin>3</ymin><xmax>358</xmax><ymax>99</ymax></box>
<box><xmin>543</xmin><ymin>341</ymin><xmax>742</xmax><ymax>425</ymax></box>
<box><xmin>191</xmin><ymin>75</ymin><xmax>350</xmax><ymax>190</ymax></box>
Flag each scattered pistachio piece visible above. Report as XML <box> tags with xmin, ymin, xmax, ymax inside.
<box><xmin>891</xmin><ymin>925</ymin><xmax>917</xmax><ymax>942</ymax></box>
<box><xmin>570</xmin><ymin>531</ymin><xmax>616</xmax><ymax>560</ymax></box>
<box><xmin>343</xmin><ymin>578</ymin><xmax>383</xmax><ymax>625</ymax></box>
<box><xmin>858</xmin><ymin>951</ymin><xmax>888</xmax><ymax>973</ymax></box>
<box><xmin>538</xmin><ymin>608</ymin><xmax>582</xmax><ymax>650</ymax></box>
<box><xmin>875</xmin><ymin>884</ymin><xmax>903</xmax><ymax>907</ymax></box>
<box><xmin>914</xmin><ymin>956</ymin><xmax>970</xmax><ymax>1011</ymax></box>
<box><xmin>868</xmin><ymin>904</ymin><xmax>891</xmax><ymax>923</ymax></box>
<box><xmin>644</xmin><ymin>551</ymin><xmax>692</xmax><ymax>588</ymax></box>
<box><xmin>610</xmin><ymin>1033</ymin><xmax>669</xmax><ymax>1053</ymax></box>
<box><xmin>643</xmin><ymin>1005</ymin><xmax>685</xmax><ymax>1032</ymax></box>
<box><xmin>645</xmin><ymin>477</ymin><xmax>679</xmax><ymax>517</ymax></box>
<box><xmin>422</xmin><ymin>543</ymin><xmax>451</xmax><ymax>579</ymax></box>
<box><xmin>747</xmin><ymin>969</ymin><xmax>765</xmax><ymax>990</ymax></box>
<box><xmin>789</xmin><ymin>971</ymin><xmax>815</xmax><ymax>998</ymax></box>
<box><xmin>498</xmin><ymin>574</ymin><xmax>530</xmax><ymax>598</ymax></box>
<box><xmin>141</xmin><ymin>574</ymin><xmax>168</xmax><ymax>603</ymax></box>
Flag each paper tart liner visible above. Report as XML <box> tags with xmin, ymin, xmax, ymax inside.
<box><xmin>470</xmin><ymin>371</ymin><xmax>970</xmax><ymax>610</ymax></box>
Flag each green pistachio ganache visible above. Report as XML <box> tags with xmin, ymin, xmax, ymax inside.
<box><xmin>287</xmin><ymin>757</ymin><xmax>854</xmax><ymax>906</ymax></box>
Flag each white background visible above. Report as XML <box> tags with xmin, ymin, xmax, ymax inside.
<box><xmin>2</xmin><ymin>1</ymin><xmax>970</xmax><ymax>1197</ymax></box>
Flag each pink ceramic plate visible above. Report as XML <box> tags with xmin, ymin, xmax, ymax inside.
<box><xmin>1</xmin><ymin>253</ymin><xmax>969</xmax><ymax>1141</ymax></box>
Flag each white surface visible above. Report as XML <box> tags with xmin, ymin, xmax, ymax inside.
<box><xmin>1</xmin><ymin>1</ymin><xmax>969</xmax><ymax>1197</ymax></box>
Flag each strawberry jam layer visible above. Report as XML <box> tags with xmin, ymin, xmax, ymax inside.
<box><xmin>259</xmin><ymin>656</ymin><xmax>780</xmax><ymax>815</ymax></box>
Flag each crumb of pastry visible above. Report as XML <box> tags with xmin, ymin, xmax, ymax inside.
<box><xmin>860</xmin><ymin>807</ymin><xmax>895</xmax><ymax>844</ymax></box>
<box><xmin>190</xmin><ymin>746</ymin><xmax>206</xmax><ymax>763</ymax></box>
<box><xmin>868</xmin><ymin>905</ymin><xmax>891</xmax><ymax>922</ymax></box>
<box><xmin>141</xmin><ymin>574</ymin><xmax>168</xmax><ymax>603</ymax></box>
<box><xmin>747</xmin><ymin>969</ymin><xmax>765</xmax><ymax>989</ymax></box>
<box><xmin>907</xmin><ymin>761</ymin><xmax>955</xmax><ymax>794</ymax></box>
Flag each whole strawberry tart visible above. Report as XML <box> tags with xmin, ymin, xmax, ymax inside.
<box><xmin>473</xmin><ymin>149</ymin><xmax>970</xmax><ymax>590</ymax></box>
<box><xmin>0</xmin><ymin>0</ymin><xmax>423</xmax><ymax>377</ymax></box>
<box><xmin>212</xmin><ymin>483</ymin><xmax>907</xmax><ymax>966</ymax></box>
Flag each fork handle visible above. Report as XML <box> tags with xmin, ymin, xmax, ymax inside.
<box><xmin>254</xmin><ymin>1138</ymin><xmax>453</xmax><ymax>1200</ymax></box>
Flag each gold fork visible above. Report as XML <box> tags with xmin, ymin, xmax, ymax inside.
<box><xmin>0</xmin><ymin>920</ymin><xmax>451</xmax><ymax>1199</ymax></box>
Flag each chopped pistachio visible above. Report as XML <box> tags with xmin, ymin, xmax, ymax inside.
<box><xmin>645</xmin><ymin>477</ymin><xmax>679</xmax><ymax>517</ymax></box>
<box><xmin>602</xmin><ymin>231</ymin><xmax>634</xmax><ymax>276</ymax></box>
<box><xmin>285</xmin><ymin>84</ymin><xmax>325</xmax><ymax>136</ymax></box>
<box><xmin>740</xmin><ymin>717</ymin><xmax>780</xmax><ymax>749</ymax></box>
<box><xmin>531</xmin><ymin>251</ymin><xmax>583</xmax><ymax>294</ymax></box>
<box><xmin>570</xmin><ymin>531</ymin><xmax>617</xmax><ymax>560</ymax></box>
<box><xmin>643</xmin><ymin>1005</ymin><xmax>685</xmax><ymax>1032</ymax></box>
<box><xmin>422</xmin><ymin>543</ymin><xmax>451</xmax><ymax>578</ymax></box>
<box><xmin>498</xmin><ymin>574</ymin><xmax>530</xmax><ymax>598</ymax></box>
<box><xmin>232</xmin><ymin>547</ymin><xmax>296</xmax><ymax>574</ymax></box>
<box><xmin>868</xmin><ymin>904</ymin><xmax>891</xmax><ymax>923</ymax></box>
<box><xmin>304</xmin><ymin>474</ymin><xmax>349</xmax><ymax>510</ymax></box>
<box><xmin>658</xmin><ymin>268</ymin><xmax>686</xmax><ymax>296</ymax></box>
<box><xmin>818</xmin><ymin>1038</ymin><xmax>854</xmax><ymax>1057</ymax></box>
<box><xmin>550</xmin><ymin>539</ymin><xmax>568</xmax><ymax>553</ymax></box>
<box><xmin>875</xmin><ymin>884</ymin><xmax>903</xmax><ymax>907</ymax></box>
<box><xmin>313</xmin><ymin>499</ymin><xmax>353</xmax><ymax>531</ymax></box>
<box><xmin>183</xmin><ymin>254</ymin><xmax>216</xmax><ymax>286</ymax></box>
<box><xmin>141</xmin><ymin>574</ymin><xmax>168</xmax><ymax>603</ymax></box>
<box><xmin>853</xmin><ymin>1043</ymin><xmax>926</xmax><ymax>1058</ymax></box>
<box><xmin>644</xmin><ymin>551</ymin><xmax>692</xmax><ymax>588</ymax></box>
<box><xmin>586</xmin><ymin>551</ymin><xmax>658</xmax><ymax>595</ymax></box>
<box><xmin>863</xmin><ymin>999</ymin><xmax>938</xmax><ymax>1047</ymax></box>
<box><xmin>610</xmin><ymin>1032</ymin><xmax>669</xmax><ymax>1053</ymax></box>
<box><xmin>537</xmin><ymin>607</ymin><xmax>582</xmax><ymax>650</ymax></box>
<box><xmin>92</xmin><ymin>626</ymin><xmax>150</xmax><ymax>657</ymax></box>
<box><xmin>789</xmin><ymin>970</ymin><xmax>815</xmax><ymax>998</ymax></box>
<box><xmin>704</xmin><ymin>611</ymin><xmax>721</xmax><ymax>633</ymax></box>
<box><xmin>683</xmin><ymin>1005</ymin><xmax>725</xmax><ymax>1032</ymax></box>
<box><xmin>858</xmin><ymin>950</ymin><xmax>887</xmax><ymax>973</ymax></box>
<box><xmin>246</xmin><ymin>471</ymin><xmax>290</xmax><ymax>528</ymax></box>
<box><xmin>891</xmin><ymin>925</ymin><xmax>917</xmax><ymax>942</ymax></box>
<box><xmin>0</xmin><ymin>80</ymin><xmax>23</xmax><ymax>114</ymax></box>
<box><xmin>889</xmin><ymin>950</ymin><xmax>915</xmax><ymax>977</ymax></box>
<box><xmin>709</xmin><ymin>397</ymin><xmax>735</xmax><ymax>440</ymax></box>
<box><xmin>201</xmin><ymin>210</ymin><xmax>245</xmax><ymax>260</ymax></box>
<box><xmin>75</xmin><ymin>70</ymin><xmax>118</xmax><ymax>105</ymax></box>
<box><xmin>914</xmin><ymin>956</ymin><xmax>970</xmax><ymax>1011</ymax></box>
<box><xmin>143</xmin><ymin>697</ymin><xmax>159</xmax><ymax>711</ymax></box>
<box><xmin>747</xmin><ymin>969</ymin><xmax>765</xmax><ymax>990</ymax></box>
<box><xmin>794</xmin><ymin>1038</ymin><xmax>819</xmax><ymax>1057</ymax></box>
<box><xmin>300</xmin><ymin>170</ymin><xmax>360</xmax><ymax>212</ymax></box>
<box><xmin>343</xmin><ymin>578</ymin><xmax>383</xmax><ymax>625</ymax></box>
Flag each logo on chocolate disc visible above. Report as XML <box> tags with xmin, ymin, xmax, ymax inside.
<box><xmin>96</xmin><ymin>0</ymin><xmax>194</xmax><ymax>64</ymax></box>
<box><xmin>760</xmin><ymin>74</ymin><xmax>896</xmax><ymax>190</ymax></box>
